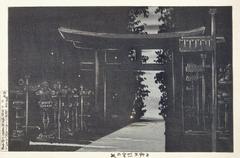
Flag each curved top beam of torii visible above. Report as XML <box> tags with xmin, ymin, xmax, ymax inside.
<box><xmin>58</xmin><ymin>26</ymin><xmax>206</xmax><ymax>50</ymax></box>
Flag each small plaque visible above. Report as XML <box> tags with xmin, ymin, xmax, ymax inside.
<box><xmin>179</xmin><ymin>36</ymin><xmax>214</xmax><ymax>52</ymax></box>
<box><xmin>39</xmin><ymin>101</ymin><xmax>53</xmax><ymax>108</ymax></box>
<box><xmin>185</xmin><ymin>63</ymin><xmax>205</xmax><ymax>73</ymax></box>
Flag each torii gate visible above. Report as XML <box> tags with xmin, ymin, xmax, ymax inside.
<box><xmin>58</xmin><ymin>9</ymin><xmax>225</xmax><ymax>151</ymax></box>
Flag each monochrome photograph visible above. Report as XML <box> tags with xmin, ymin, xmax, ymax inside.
<box><xmin>7</xmin><ymin>6</ymin><xmax>233</xmax><ymax>152</ymax></box>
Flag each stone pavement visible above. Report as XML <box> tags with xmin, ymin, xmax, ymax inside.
<box><xmin>77</xmin><ymin>116</ymin><xmax>165</xmax><ymax>152</ymax></box>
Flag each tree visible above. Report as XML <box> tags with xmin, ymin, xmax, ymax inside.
<box><xmin>154</xmin><ymin>7</ymin><xmax>175</xmax><ymax>119</ymax></box>
<box><xmin>127</xmin><ymin>7</ymin><xmax>149</xmax><ymax>33</ymax></box>
<box><xmin>127</xmin><ymin>7</ymin><xmax>150</xmax><ymax>120</ymax></box>
<box><xmin>155</xmin><ymin>7</ymin><xmax>175</xmax><ymax>33</ymax></box>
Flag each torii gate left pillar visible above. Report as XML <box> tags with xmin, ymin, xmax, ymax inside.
<box><xmin>93</xmin><ymin>49</ymin><xmax>108</xmax><ymax>122</ymax></box>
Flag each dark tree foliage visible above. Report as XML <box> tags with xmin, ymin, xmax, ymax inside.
<box><xmin>154</xmin><ymin>72</ymin><xmax>168</xmax><ymax>119</ymax></box>
<box><xmin>127</xmin><ymin>7</ymin><xmax>150</xmax><ymax>120</ymax></box>
<box><xmin>132</xmin><ymin>72</ymin><xmax>150</xmax><ymax>120</ymax></box>
<box><xmin>218</xmin><ymin>64</ymin><xmax>232</xmax><ymax>83</ymax></box>
<box><xmin>154</xmin><ymin>7</ymin><xmax>175</xmax><ymax>119</ymax></box>
<box><xmin>155</xmin><ymin>7</ymin><xmax>175</xmax><ymax>33</ymax></box>
<box><xmin>128</xmin><ymin>7</ymin><xmax>149</xmax><ymax>33</ymax></box>
<box><xmin>154</xmin><ymin>49</ymin><xmax>172</xmax><ymax>65</ymax></box>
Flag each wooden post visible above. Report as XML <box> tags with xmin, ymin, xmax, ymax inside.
<box><xmin>209</xmin><ymin>8</ymin><xmax>217</xmax><ymax>152</ymax></box>
<box><xmin>103</xmin><ymin>70</ymin><xmax>107</xmax><ymax>123</ymax></box>
<box><xmin>136</xmin><ymin>47</ymin><xmax>142</xmax><ymax>64</ymax></box>
<box><xmin>171</xmin><ymin>52</ymin><xmax>175</xmax><ymax>113</ymax></box>
<box><xmin>181</xmin><ymin>55</ymin><xmax>185</xmax><ymax>132</ymax></box>
<box><xmin>58</xmin><ymin>96</ymin><xmax>61</xmax><ymax>140</ymax></box>
<box><xmin>196</xmin><ymin>72</ymin><xmax>200</xmax><ymax>125</ymax></box>
<box><xmin>201</xmin><ymin>54</ymin><xmax>207</xmax><ymax>129</ymax></box>
<box><xmin>80</xmin><ymin>95</ymin><xmax>84</xmax><ymax>130</ymax></box>
<box><xmin>25</xmin><ymin>75</ymin><xmax>29</xmax><ymax>135</ymax></box>
<box><xmin>95</xmin><ymin>50</ymin><xmax>100</xmax><ymax>112</ymax></box>
<box><xmin>75</xmin><ymin>96</ymin><xmax>79</xmax><ymax>131</ymax></box>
